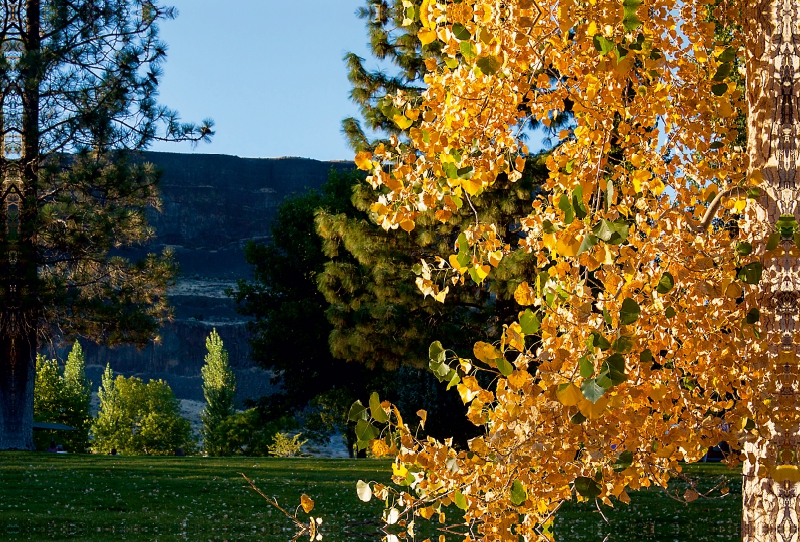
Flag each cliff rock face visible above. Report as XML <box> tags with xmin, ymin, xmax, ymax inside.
<box><xmin>62</xmin><ymin>152</ymin><xmax>353</xmax><ymax>402</ymax></box>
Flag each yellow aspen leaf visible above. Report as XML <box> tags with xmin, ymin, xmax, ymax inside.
<box><xmin>462</xmin><ymin>176</ymin><xmax>483</xmax><ymax>195</ymax></box>
<box><xmin>556</xmin><ymin>383</ymin><xmax>582</xmax><ymax>406</ymax></box>
<box><xmin>457</xmin><ymin>382</ymin><xmax>479</xmax><ymax>403</ymax></box>
<box><xmin>417</xmin><ymin>409</ymin><xmax>427</xmax><ymax>429</ymax></box>
<box><xmin>355</xmin><ymin>151</ymin><xmax>373</xmax><ymax>170</ymax></box>
<box><xmin>393</xmin><ymin>114</ymin><xmax>413</xmax><ymax>129</ymax></box>
<box><xmin>419</xmin><ymin>506</ymin><xmax>435</xmax><ymax>520</ymax></box>
<box><xmin>475</xmin><ymin>264</ymin><xmax>491</xmax><ymax>280</ymax></box>
<box><xmin>449</xmin><ymin>254</ymin><xmax>465</xmax><ymax>272</ymax></box>
<box><xmin>655</xmin><ymin>444</ymin><xmax>676</xmax><ymax>459</ymax></box>
<box><xmin>300</xmin><ymin>494</ymin><xmax>315</xmax><ymax>513</ymax></box>
<box><xmin>578</xmin><ymin>396</ymin><xmax>609</xmax><ymax>419</ymax></box>
<box><xmin>474</xmin><ymin>341</ymin><xmax>500</xmax><ymax>363</ymax></box>
<box><xmin>419</xmin><ymin>28</ymin><xmax>438</xmax><ymax>45</ymax></box>
<box><xmin>734</xmin><ymin>198</ymin><xmax>747</xmax><ymax>212</ymax></box>
<box><xmin>488</xmin><ymin>250</ymin><xmax>503</xmax><ymax>267</ymax></box>
<box><xmin>507</xmin><ymin>370</ymin><xmax>531</xmax><ymax>390</ymax></box>
<box><xmin>725</xmin><ymin>282</ymin><xmax>743</xmax><ymax>298</ymax></box>
<box><xmin>400</xmin><ymin>219</ymin><xmax>416</xmax><ymax>232</ymax></box>
<box><xmin>419</xmin><ymin>0</ymin><xmax>432</xmax><ymax>28</ymax></box>
<box><xmin>371</xmin><ymin>439</ymin><xmax>390</xmax><ymax>458</ymax></box>
<box><xmin>514</xmin><ymin>281</ymin><xmax>536</xmax><ymax>305</ymax></box>
<box><xmin>556</xmin><ymin>234</ymin><xmax>580</xmax><ymax>257</ymax></box>
<box><xmin>392</xmin><ymin>463</ymin><xmax>409</xmax><ymax>478</ymax></box>
<box><xmin>542</xmin><ymin>233</ymin><xmax>557</xmax><ymax>251</ymax></box>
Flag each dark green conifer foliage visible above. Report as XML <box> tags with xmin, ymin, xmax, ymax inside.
<box><xmin>232</xmin><ymin>170</ymin><xmax>378</xmax><ymax>421</ymax></box>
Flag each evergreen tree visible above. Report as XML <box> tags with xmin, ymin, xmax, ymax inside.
<box><xmin>92</xmin><ymin>366</ymin><xmax>193</xmax><ymax>455</ymax></box>
<box><xmin>32</xmin><ymin>342</ymin><xmax>92</xmax><ymax>452</ymax></box>
<box><xmin>200</xmin><ymin>329</ymin><xmax>236</xmax><ymax>456</ymax></box>
<box><xmin>0</xmin><ymin>1</ymin><xmax>212</xmax><ymax>449</ymax></box>
<box><xmin>232</xmin><ymin>169</ymin><xmax>379</xmax><ymax>421</ymax></box>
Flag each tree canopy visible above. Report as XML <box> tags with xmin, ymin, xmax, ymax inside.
<box><xmin>0</xmin><ymin>0</ymin><xmax>211</xmax><ymax>449</ymax></box>
<box><xmin>351</xmin><ymin>0</ymin><xmax>798</xmax><ymax>539</ymax></box>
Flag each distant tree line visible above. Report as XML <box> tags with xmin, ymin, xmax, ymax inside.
<box><xmin>33</xmin><ymin>332</ymin><xmax>297</xmax><ymax>457</ymax></box>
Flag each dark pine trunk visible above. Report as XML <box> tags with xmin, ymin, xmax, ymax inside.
<box><xmin>0</xmin><ymin>0</ymin><xmax>40</xmax><ymax>451</ymax></box>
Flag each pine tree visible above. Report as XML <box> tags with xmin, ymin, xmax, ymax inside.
<box><xmin>0</xmin><ymin>1</ymin><xmax>212</xmax><ymax>449</ymax></box>
<box><xmin>200</xmin><ymin>329</ymin><xmax>236</xmax><ymax>456</ymax></box>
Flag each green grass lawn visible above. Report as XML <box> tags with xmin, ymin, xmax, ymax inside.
<box><xmin>0</xmin><ymin>453</ymin><xmax>742</xmax><ymax>541</ymax></box>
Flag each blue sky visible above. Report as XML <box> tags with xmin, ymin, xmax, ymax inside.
<box><xmin>148</xmin><ymin>1</ymin><xmax>373</xmax><ymax>161</ymax></box>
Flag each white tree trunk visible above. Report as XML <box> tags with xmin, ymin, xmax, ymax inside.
<box><xmin>743</xmin><ymin>0</ymin><xmax>800</xmax><ymax>538</ymax></box>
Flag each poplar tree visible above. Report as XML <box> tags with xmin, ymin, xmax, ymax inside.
<box><xmin>33</xmin><ymin>342</ymin><xmax>91</xmax><ymax>452</ymax></box>
<box><xmin>200</xmin><ymin>329</ymin><xmax>236</xmax><ymax>456</ymax></box>
<box><xmin>0</xmin><ymin>1</ymin><xmax>212</xmax><ymax>449</ymax></box>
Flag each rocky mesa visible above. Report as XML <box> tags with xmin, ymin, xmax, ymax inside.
<box><xmin>61</xmin><ymin>152</ymin><xmax>353</xmax><ymax>403</ymax></box>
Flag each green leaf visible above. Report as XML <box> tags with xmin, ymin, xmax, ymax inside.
<box><xmin>429</xmin><ymin>341</ymin><xmax>446</xmax><ymax>363</ymax></box>
<box><xmin>496</xmin><ymin>357</ymin><xmax>514</xmax><ymax>377</ymax></box>
<box><xmin>717</xmin><ymin>46</ymin><xmax>737</xmax><ymax>63</ymax></box>
<box><xmin>542</xmin><ymin>219</ymin><xmax>558</xmax><ymax>234</ymax></box>
<box><xmin>603</xmin><ymin>309</ymin><xmax>613</xmax><ymax>326</ymax></box>
<box><xmin>709</xmin><ymin>141</ymin><xmax>725</xmax><ymax>150</ymax></box>
<box><xmin>593</xmin><ymin>219</ymin><xmax>615</xmax><ymax>242</ymax></box>
<box><xmin>656</xmin><ymin>272</ymin><xmax>674</xmax><ymax>294</ymax></box>
<box><xmin>712</xmin><ymin>62</ymin><xmax>732</xmax><ymax>82</ymax></box>
<box><xmin>640</xmin><ymin>349</ymin><xmax>654</xmax><ymax>363</ymax></box>
<box><xmin>519</xmin><ymin>309</ymin><xmax>540</xmax><ymax>334</ymax></box>
<box><xmin>619</xmin><ymin>298</ymin><xmax>641</xmax><ymax>325</ymax></box>
<box><xmin>745</xmin><ymin>308</ymin><xmax>760</xmax><ymax>325</ymax></box>
<box><xmin>571</xmin><ymin>411</ymin><xmax>587</xmax><ymax>424</ymax></box>
<box><xmin>711</xmin><ymin>83</ymin><xmax>728</xmax><ymax>96</ymax></box>
<box><xmin>622</xmin><ymin>0</ymin><xmax>643</xmax><ymax>31</ymax></box>
<box><xmin>766</xmin><ymin>232</ymin><xmax>781</xmax><ymax>251</ymax></box>
<box><xmin>593</xmin><ymin>34</ymin><xmax>615</xmax><ymax>54</ymax></box>
<box><xmin>579</xmin><ymin>356</ymin><xmax>594</xmax><ymax>378</ymax></box>
<box><xmin>559</xmin><ymin>194</ymin><xmax>575</xmax><ymax>224</ymax></box>
<box><xmin>577</xmin><ymin>234</ymin><xmax>599</xmax><ymax>256</ymax></box>
<box><xmin>614</xmin><ymin>450</ymin><xmax>634</xmax><ymax>470</ymax></box>
<box><xmin>738</xmin><ymin>262</ymin><xmax>763</xmax><ymax>285</ymax></box>
<box><xmin>612</xmin><ymin>336</ymin><xmax>633</xmax><ymax>353</ymax></box>
<box><xmin>444</xmin><ymin>57</ymin><xmax>459</xmax><ymax>69</ymax></box>
<box><xmin>457</xmin><ymin>166</ymin><xmax>475</xmax><ymax>180</ymax></box>
<box><xmin>459</xmin><ymin>41</ymin><xmax>477</xmax><ymax>60</ymax></box>
<box><xmin>572</xmin><ymin>186</ymin><xmax>587</xmax><ymax>220</ymax></box>
<box><xmin>574</xmin><ymin>476</ymin><xmax>602</xmax><ymax>499</ymax></box>
<box><xmin>665</xmin><ymin>306</ymin><xmax>676</xmax><ymax>319</ymax></box>
<box><xmin>510</xmin><ymin>479</ymin><xmax>527</xmax><ymax>506</ymax></box>
<box><xmin>355</xmin><ymin>419</ymin><xmax>379</xmax><ymax>442</ymax></box>
<box><xmin>454</xmin><ymin>490</ymin><xmax>468</xmax><ymax>510</ymax></box>
<box><xmin>736</xmin><ymin>242</ymin><xmax>752</xmax><ymax>256</ymax></box>
<box><xmin>590</xmin><ymin>331</ymin><xmax>612</xmax><ymax>351</ymax></box>
<box><xmin>452</xmin><ymin>23</ymin><xmax>471</xmax><ymax>40</ymax></box>
<box><xmin>608</xmin><ymin>219</ymin><xmax>630</xmax><ymax>245</ymax></box>
<box><xmin>443</xmin><ymin>162</ymin><xmax>459</xmax><ymax>179</ymax></box>
<box><xmin>348</xmin><ymin>400</ymin><xmax>368</xmax><ymax>422</ymax></box>
<box><xmin>369</xmin><ymin>391</ymin><xmax>388</xmax><ymax>423</ymax></box>
<box><xmin>476</xmin><ymin>55</ymin><xmax>501</xmax><ymax>75</ymax></box>
<box><xmin>581</xmin><ymin>378</ymin><xmax>607</xmax><ymax>402</ymax></box>
<box><xmin>604</xmin><ymin>353</ymin><xmax>626</xmax><ymax>374</ymax></box>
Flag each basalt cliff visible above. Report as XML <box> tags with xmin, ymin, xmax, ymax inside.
<box><xmin>57</xmin><ymin>152</ymin><xmax>353</xmax><ymax>402</ymax></box>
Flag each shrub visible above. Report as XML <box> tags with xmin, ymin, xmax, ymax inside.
<box><xmin>267</xmin><ymin>432</ymin><xmax>308</xmax><ymax>458</ymax></box>
<box><xmin>92</xmin><ymin>365</ymin><xmax>195</xmax><ymax>455</ymax></box>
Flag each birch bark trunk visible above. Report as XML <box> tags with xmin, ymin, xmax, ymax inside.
<box><xmin>742</xmin><ymin>0</ymin><xmax>800</xmax><ymax>538</ymax></box>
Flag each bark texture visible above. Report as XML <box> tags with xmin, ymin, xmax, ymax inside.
<box><xmin>743</xmin><ymin>0</ymin><xmax>800</xmax><ymax>538</ymax></box>
<box><xmin>0</xmin><ymin>0</ymin><xmax>39</xmax><ymax>450</ymax></box>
